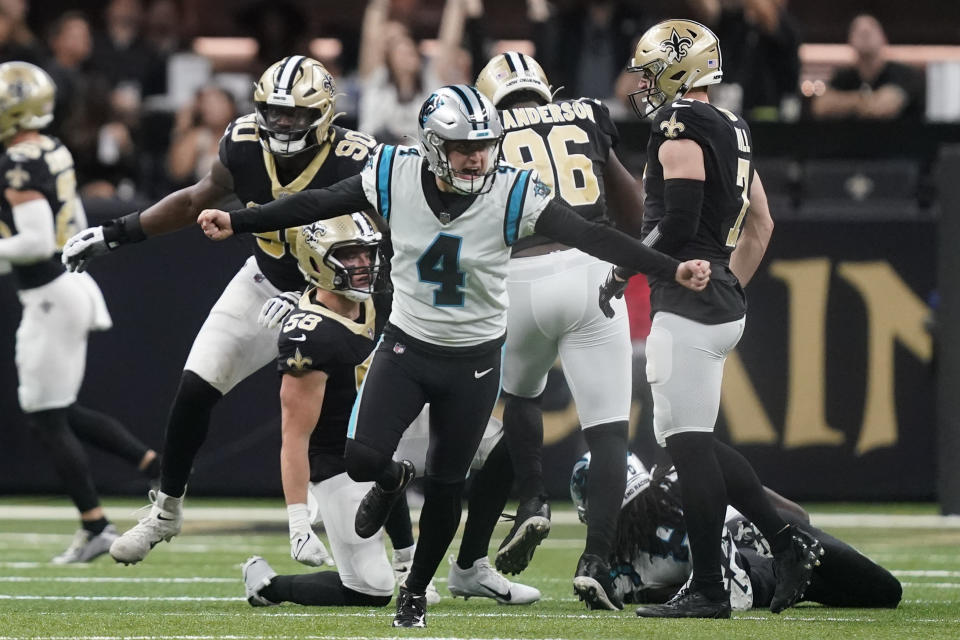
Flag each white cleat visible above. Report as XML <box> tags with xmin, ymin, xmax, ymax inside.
<box><xmin>109</xmin><ymin>490</ymin><xmax>182</xmax><ymax>565</ymax></box>
<box><xmin>290</xmin><ymin>529</ymin><xmax>334</xmax><ymax>567</ymax></box>
<box><xmin>393</xmin><ymin>547</ymin><xmax>441</xmax><ymax>605</ymax></box>
<box><xmin>447</xmin><ymin>556</ymin><xmax>541</xmax><ymax>605</ymax></box>
<box><xmin>242</xmin><ymin>556</ymin><xmax>279</xmax><ymax>607</ymax></box>
<box><xmin>51</xmin><ymin>525</ymin><xmax>118</xmax><ymax>564</ymax></box>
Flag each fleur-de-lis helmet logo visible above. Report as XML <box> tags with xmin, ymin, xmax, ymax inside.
<box><xmin>659</xmin><ymin>28</ymin><xmax>694</xmax><ymax>63</ymax></box>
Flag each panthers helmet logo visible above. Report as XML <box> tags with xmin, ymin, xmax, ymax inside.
<box><xmin>659</xmin><ymin>28</ymin><xmax>694</xmax><ymax>63</ymax></box>
<box><xmin>419</xmin><ymin>92</ymin><xmax>443</xmax><ymax>127</ymax></box>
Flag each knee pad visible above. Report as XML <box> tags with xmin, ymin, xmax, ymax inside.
<box><xmin>344</xmin><ymin>439</ymin><xmax>391</xmax><ymax>483</ymax></box>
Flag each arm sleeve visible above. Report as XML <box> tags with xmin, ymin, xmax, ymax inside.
<box><xmin>534</xmin><ymin>200</ymin><xmax>679</xmax><ymax>280</ymax></box>
<box><xmin>230</xmin><ymin>174</ymin><xmax>372</xmax><ymax>234</ymax></box>
<box><xmin>645</xmin><ymin>178</ymin><xmax>704</xmax><ymax>254</ymax></box>
<box><xmin>0</xmin><ymin>198</ymin><xmax>56</xmax><ymax>263</ymax></box>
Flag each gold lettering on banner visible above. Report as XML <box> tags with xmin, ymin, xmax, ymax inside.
<box><xmin>720</xmin><ymin>351</ymin><xmax>778</xmax><ymax>443</ymax></box>
<box><xmin>769</xmin><ymin>258</ymin><xmax>845</xmax><ymax>447</ymax></box>
<box><xmin>837</xmin><ymin>261</ymin><xmax>933</xmax><ymax>454</ymax></box>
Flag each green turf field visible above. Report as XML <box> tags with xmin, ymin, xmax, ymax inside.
<box><xmin>2</xmin><ymin>497</ymin><xmax>959</xmax><ymax>639</ymax></box>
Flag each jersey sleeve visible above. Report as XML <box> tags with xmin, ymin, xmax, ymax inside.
<box><xmin>587</xmin><ymin>98</ymin><xmax>620</xmax><ymax>149</ymax></box>
<box><xmin>360</xmin><ymin>143</ymin><xmax>398</xmax><ymax>221</ymax></box>
<box><xmin>218</xmin><ymin>115</ymin><xmax>259</xmax><ymax>178</ymax></box>
<box><xmin>277</xmin><ymin>310</ymin><xmax>349</xmax><ymax>376</ymax></box>
<box><xmin>508</xmin><ymin>169</ymin><xmax>555</xmax><ymax>243</ymax></box>
<box><xmin>330</xmin><ymin>126</ymin><xmax>379</xmax><ymax>180</ymax></box>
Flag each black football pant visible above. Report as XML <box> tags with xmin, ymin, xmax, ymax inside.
<box><xmin>743</xmin><ymin>510</ymin><xmax>902</xmax><ymax>608</ymax></box>
<box><xmin>344</xmin><ymin>324</ymin><xmax>502</xmax><ymax>596</ymax></box>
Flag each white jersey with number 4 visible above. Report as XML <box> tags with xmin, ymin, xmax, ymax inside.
<box><xmin>361</xmin><ymin>144</ymin><xmax>553</xmax><ymax>347</ymax></box>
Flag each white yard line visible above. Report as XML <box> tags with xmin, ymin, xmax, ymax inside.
<box><xmin>2</xmin><ymin>505</ymin><xmax>960</xmax><ymax>529</ymax></box>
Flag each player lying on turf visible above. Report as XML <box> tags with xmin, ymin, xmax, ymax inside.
<box><xmin>570</xmin><ymin>452</ymin><xmax>902</xmax><ymax>613</ymax></box>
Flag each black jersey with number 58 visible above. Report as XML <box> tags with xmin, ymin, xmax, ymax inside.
<box><xmin>643</xmin><ymin>99</ymin><xmax>754</xmax><ymax>323</ymax></box>
<box><xmin>219</xmin><ymin>117</ymin><xmax>376</xmax><ymax>291</ymax></box>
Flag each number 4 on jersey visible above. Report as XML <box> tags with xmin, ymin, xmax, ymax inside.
<box><xmin>417</xmin><ymin>233</ymin><xmax>465</xmax><ymax>306</ymax></box>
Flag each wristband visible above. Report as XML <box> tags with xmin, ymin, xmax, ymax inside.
<box><xmin>102</xmin><ymin>211</ymin><xmax>146</xmax><ymax>249</ymax></box>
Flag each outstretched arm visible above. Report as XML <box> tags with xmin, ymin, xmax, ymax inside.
<box><xmin>199</xmin><ymin>175</ymin><xmax>372</xmax><ymax>240</ymax></box>
<box><xmin>534</xmin><ymin>200</ymin><xmax>709</xmax><ymax>290</ymax></box>
<box><xmin>62</xmin><ymin>158</ymin><xmax>235</xmax><ymax>271</ymax></box>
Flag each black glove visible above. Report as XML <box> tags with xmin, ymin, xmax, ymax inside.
<box><xmin>598</xmin><ymin>266</ymin><xmax>633</xmax><ymax>319</ymax></box>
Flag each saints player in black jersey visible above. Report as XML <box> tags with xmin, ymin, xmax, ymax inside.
<box><xmin>0</xmin><ymin>61</ymin><xmax>160</xmax><ymax>563</ymax></box>
<box><xmin>474</xmin><ymin>52</ymin><xmax>647</xmax><ymax>610</ymax></box>
<box><xmin>598</xmin><ymin>20</ymin><xmax>823</xmax><ymax>618</ymax></box>
<box><xmin>59</xmin><ymin>56</ymin><xmax>381</xmax><ymax>565</ymax></box>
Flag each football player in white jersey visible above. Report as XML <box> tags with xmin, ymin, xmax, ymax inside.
<box><xmin>198</xmin><ymin>84</ymin><xmax>710</xmax><ymax>628</ymax></box>
<box><xmin>0</xmin><ymin>61</ymin><xmax>159</xmax><ymax>563</ymax></box>
<box><xmin>474</xmin><ymin>52</ymin><xmax>646</xmax><ymax>610</ymax></box>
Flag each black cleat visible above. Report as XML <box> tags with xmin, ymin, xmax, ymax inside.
<box><xmin>635</xmin><ymin>588</ymin><xmax>732</xmax><ymax>619</ymax></box>
<box><xmin>355</xmin><ymin>460</ymin><xmax>415</xmax><ymax>539</ymax></box>
<box><xmin>572</xmin><ymin>553</ymin><xmax>623</xmax><ymax>611</ymax></box>
<box><xmin>495</xmin><ymin>495</ymin><xmax>551</xmax><ymax>575</ymax></box>
<box><xmin>392</xmin><ymin>586</ymin><xmax>427</xmax><ymax>628</ymax></box>
<box><xmin>770</xmin><ymin>525</ymin><xmax>825</xmax><ymax>614</ymax></box>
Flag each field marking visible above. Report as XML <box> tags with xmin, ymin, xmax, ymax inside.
<box><xmin>0</xmin><ymin>577</ymin><xmax>235</xmax><ymax>583</ymax></box>
<box><xmin>3</xmin><ymin>505</ymin><xmax>960</xmax><ymax>529</ymax></box>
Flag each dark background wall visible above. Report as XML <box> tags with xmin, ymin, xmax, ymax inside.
<box><xmin>0</xmin><ymin>121</ymin><xmax>949</xmax><ymax>501</ymax></box>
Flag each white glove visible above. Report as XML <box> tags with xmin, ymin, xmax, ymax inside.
<box><xmin>61</xmin><ymin>226</ymin><xmax>108</xmax><ymax>273</ymax></box>
<box><xmin>290</xmin><ymin>528</ymin><xmax>334</xmax><ymax>567</ymax></box>
<box><xmin>258</xmin><ymin>291</ymin><xmax>301</xmax><ymax>329</ymax></box>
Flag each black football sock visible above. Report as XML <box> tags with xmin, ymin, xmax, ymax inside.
<box><xmin>458</xmin><ymin>439</ymin><xmax>513</xmax><ymax>568</ymax></box>
<box><xmin>665</xmin><ymin>431</ymin><xmax>727</xmax><ymax>601</ymax></box>
<box><xmin>502</xmin><ymin>393</ymin><xmax>545</xmax><ymax>502</ymax></box>
<box><xmin>712</xmin><ymin>440</ymin><xmax>788</xmax><ymax>550</ymax></box>
<box><xmin>384</xmin><ymin>491</ymin><xmax>415</xmax><ymax>551</ymax></box>
<box><xmin>263</xmin><ymin>571</ymin><xmax>391</xmax><ymax>606</ymax></box>
<box><xmin>81</xmin><ymin>516</ymin><xmax>109</xmax><ymax>536</ymax></box>
<box><xmin>28</xmin><ymin>408</ymin><xmax>100</xmax><ymax>513</ymax></box>
<box><xmin>582</xmin><ymin>421</ymin><xmax>628</xmax><ymax>559</ymax></box>
<box><xmin>67</xmin><ymin>404</ymin><xmax>151</xmax><ymax>467</ymax></box>
<box><xmin>406</xmin><ymin>478</ymin><xmax>463</xmax><ymax>594</ymax></box>
<box><xmin>159</xmin><ymin>371</ymin><xmax>222</xmax><ymax>497</ymax></box>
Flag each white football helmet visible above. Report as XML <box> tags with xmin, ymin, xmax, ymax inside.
<box><xmin>417</xmin><ymin>84</ymin><xmax>503</xmax><ymax>194</ymax></box>
<box><xmin>570</xmin><ymin>451</ymin><xmax>650</xmax><ymax>524</ymax></box>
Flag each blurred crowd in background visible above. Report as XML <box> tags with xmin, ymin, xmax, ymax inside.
<box><xmin>0</xmin><ymin>0</ymin><xmax>949</xmax><ymax>205</ymax></box>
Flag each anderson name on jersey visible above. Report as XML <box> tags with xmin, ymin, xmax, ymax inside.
<box><xmin>219</xmin><ymin>117</ymin><xmax>376</xmax><ymax>291</ymax></box>
<box><xmin>499</xmin><ymin>97</ymin><xmax>620</xmax><ymax>253</ymax></box>
<box><xmin>643</xmin><ymin>99</ymin><xmax>754</xmax><ymax>324</ymax></box>
<box><xmin>360</xmin><ymin>144</ymin><xmax>553</xmax><ymax>347</ymax></box>
<box><xmin>276</xmin><ymin>291</ymin><xmax>380</xmax><ymax>483</ymax></box>
<box><xmin>0</xmin><ymin>135</ymin><xmax>86</xmax><ymax>289</ymax></box>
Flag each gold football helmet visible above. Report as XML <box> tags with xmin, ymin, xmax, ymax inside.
<box><xmin>253</xmin><ymin>55</ymin><xmax>340</xmax><ymax>156</ymax></box>
<box><xmin>626</xmin><ymin>19</ymin><xmax>723</xmax><ymax>119</ymax></box>
<box><xmin>475</xmin><ymin>52</ymin><xmax>552</xmax><ymax>108</ymax></box>
<box><xmin>0</xmin><ymin>61</ymin><xmax>56</xmax><ymax>142</ymax></box>
<box><xmin>295</xmin><ymin>212</ymin><xmax>383</xmax><ymax>302</ymax></box>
